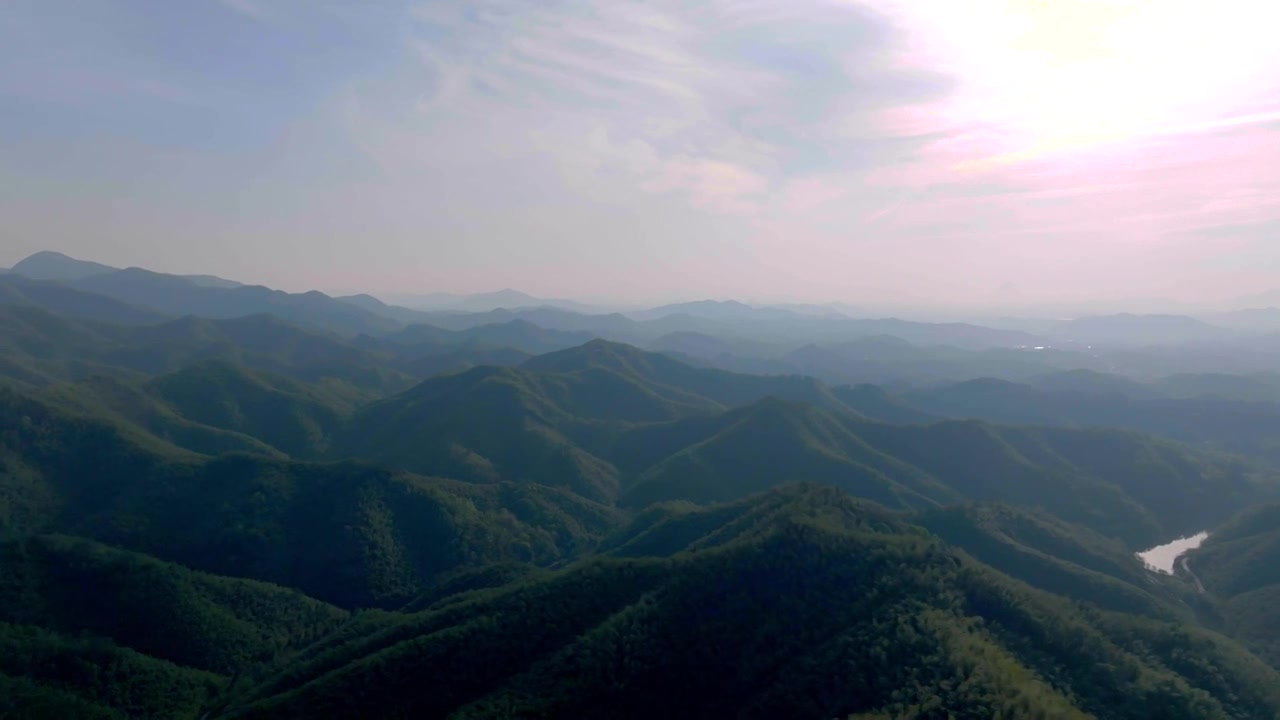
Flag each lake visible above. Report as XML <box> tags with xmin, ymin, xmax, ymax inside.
<box><xmin>1137</xmin><ymin>531</ymin><xmax>1209</xmax><ymax>574</ymax></box>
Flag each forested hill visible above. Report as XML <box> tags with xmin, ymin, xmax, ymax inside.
<box><xmin>2</xmin><ymin>296</ymin><xmax>1280</xmax><ymax>718</ymax></box>
<box><xmin>223</xmin><ymin>487</ymin><xmax>1280</xmax><ymax>720</ymax></box>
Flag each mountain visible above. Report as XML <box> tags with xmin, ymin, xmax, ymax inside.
<box><xmin>646</xmin><ymin>331</ymin><xmax>783</xmax><ymax>362</ymax></box>
<box><xmin>334</xmin><ymin>293</ymin><xmax>434</xmax><ymax>326</ymax></box>
<box><xmin>777</xmin><ymin>336</ymin><xmax>1096</xmax><ymax>387</ymax></box>
<box><xmin>0</xmin><ymin>625</ymin><xmax>223</xmax><ymax>719</ymax></box>
<box><xmin>9</xmin><ymin>299</ymin><xmax>1280</xmax><ymax>716</ymax></box>
<box><xmin>1027</xmin><ymin>369</ymin><xmax>1163</xmax><ymax>399</ymax></box>
<box><xmin>830</xmin><ymin>383</ymin><xmax>940</xmax><ymax>425</ymax></box>
<box><xmin>3</xmin><ymin>310</ymin><xmax>1266</xmax><ymax>551</ymax></box>
<box><xmin>916</xmin><ymin>504</ymin><xmax>1200</xmax><ymax>619</ymax></box>
<box><xmin>182</xmin><ymin>274</ymin><xmax>243</xmax><ymax>289</ymax></box>
<box><xmin>767</xmin><ymin>301</ymin><xmax>853</xmax><ymax>318</ymax></box>
<box><xmin>1189</xmin><ymin>503</ymin><xmax>1280</xmax><ymax>667</ymax></box>
<box><xmin>622</xmin><ymin>398</ymin><xmax>949</xmax><ymax>510</ymax></box>
<box><xmin>0</xmin><ymin>387</ymin><xmax>620</xmax><ymax>608</ymax></box>
<box><xmin>628</xmin><ymin>299</ymin><xmax>802</xmax><ymax>323</ymax></box>
<box><xmin>447</xmin><ymin>319</ymin><xmax>596</xmax><ymax>353</ymax></box>
<box><xmin>218</xmin><ymin>485</ymin><xmax>1280</xmax><ymax>720</ymax></box>
<box><xmin>8</xmin><ymin>251</ymin><xmax>243</xmax><ymax>290</ymax></box>
<box><xmin>68</xmin><ymin>268</ymin><xmax>400</xmax><ymax>337</ymax></box>
<box><xmin>381</xmin><ymin>319</ymin><xmax>596</xmax><ymax>355</ymax></box>
<box><xmin>830</xmin><ymin>317</ymin><xmax>1041</xmax><ymax>349</ymax></box>
<box><xmin>904</xmin><ymin>377</ymin><xmax>1280</xmax><ymax>465</ymax></box>
<box><xmin>423</xmin><ymin>306</ymin><xmax>1043</xmax><ymax>351</ymax></box>
<box><xmin>0</xmin><ymin>532</ymin><xmax>348</xmax><ymax>718</ymax></box>
<box><xmin>419</xmin><ymin>307</ymin><xmax>642</xmax><ymax>337</ymax></box>
<box><xmin>621</xmin><ymin>398</ymin><xmax>1260</xmax><ymax>548</ymax></box>
<box><xmin>0</xmin><ymin>275</ymin><xmax>169</xmax><ymax>326</ymax></box>
<box><xmin>1050</xmin><ymin>313</ymin><xmax>1233</xmax><ymax>347</ymax></box>
<box><xmin>331</xmin><ymin>340</ymin><xmax>1267</xmax><ymax>547</ymax></box>
<box><xmin>522</xmin><ymin>339</ymin><xmax>853</xmax><ymax>413</ymax></box>
<box><xmin>452</xmin><ymin>288</ymin><xmax>554</xmax><ymax>311</ymax></box>
<box><xmin>629</xmin><ymin>301</ymin><xmax>1043</xmax><ymax>349</ymax></box>
<box><xmin>141</xmin><ymin>360</ymin><xmax>350</xmax><ymax>456</ymax></box>
<box><xmin>386</xmin><ymin>289</ymin><xmax>604</xmax><ymax>314</ymax></box>
<box><xmin>906</xmin><ymin>378</ymin><xmax>1120</xmax><ymax>426</ymax></box>
<box><xmin>332</xmin><ymin>364</ymin><xmax>676</xmax><ymax>502</ymax></box>
<box><xmin>0</xmin><ymin>306</ymin><xmax>416</xmax><ymax>400</ymax></box>
<box><xmin>334</xmin><ymin>341</ymin><xmax>864</xmax><ymax>503</ymax></box>
<box><xmin>43</xmin><ymin>374</ymin><xmax>285</xmax><ymax>458</ymax></box>
<box><xmin>0</xmin><ymin>305</ymin><xmax>155</xmax><ymax>388</ymax></box>
<box><xmin>391</xmin><ymin>345</ymin><xmax>532</xmax><ymax>378</ymax></box>
<box><xmin>1153</xmin><ymin>372</ymin><xmax>1280</xmax><ymax>402</ymax></box>
<box><xmin>9</xmin><ymin>251</ymin><xmax>117</xmax><ymax>281</ymax></box>
<box><xmin>0</xmin><ymin>534</ymin><xmax>348</xmax><ymax>675</ymax></box>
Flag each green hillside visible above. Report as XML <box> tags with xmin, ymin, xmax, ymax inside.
<box><xmin>620</xmin><ymin>401</ymin><xmax>1259</xmax><ymax>548</ymax></box>
<box><xmin>905</xmin><ymin>377</ymin><xmax>1280</xmax><ymax>466</ymax></box>
<box><xmin>622</xmin><ymin>398</ymin><xmax>952</xmax><ymax>510</ymax></box>
<box><xmin>0</xmin><ymin>274</ymin><xmax>168</xmax><ymax>326</ymax></box>
<box><xmin>0</xmin><ymin>534</ymin><xmax>348</xmax><ymax>674</ymax></box>
<box><xmin>1190</xmin><ymin>503</ymin><xmax>1280</xmax><ymax>667</ymax></box>
<box><xmin>69</xmin><ymin>268</ymin><xmax>401</xmax><ymax>337</ymax></box>
<box><xmin>334</xmin><ymin>366</ymin><xmax>628</xmax><ymax>502</ymax></box>
<box><xmin>218</xmin><ymin>486</ymin><xmax>1280</xmax><ymax>720</ymax></box>
<box><xmin>337</xmin><ymin>341</ymin><xmax>1267</xmax><ymax>549</ymax></box>
<box><xmin>145</xmin><ymin>360</ymin><xmax>349</xmax><ymax>456</ymax></box>
<box><xmin>524</xmin><ymin>339</ymin><xmax>857</xmax><ymax>414</ymax></box>
<box><xmin>0</xmin><ymin>388</ymin><xmax>619</xmax><ymax>607</ymax></box>
<box><xmin>0</xmin><ymin>306</ymin><xmax>418</xmax><ymax>400</ymax></box>
<box><xmin>0</xmin><ymin>623</ymin><xmax>222</xmax><ymax>720</ymax></box>
<box><xmin>43</xmin><ymin>374</ymin><xmax>285</xmax><ymax>458</ymax></box>
<box><xmin>916</xmin><ymin>504</ymin><xmax>1199</xmax><ymax>619</ymax></box>
<box><xmin>4</xmin><ymin>302</ymin><xmax>1280</xmax><ymax>718</ymax></box>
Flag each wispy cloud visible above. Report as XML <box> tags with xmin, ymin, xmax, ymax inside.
<box><xmin>371</xmin><ymin>0</ymin><xmax>954</xmax><ymax>216</ymax></box>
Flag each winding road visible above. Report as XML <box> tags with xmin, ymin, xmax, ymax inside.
<box><xmin>1177</xmin><ymin>554</ymin><xmax>1206</xmax><ymax>595</ymax></box>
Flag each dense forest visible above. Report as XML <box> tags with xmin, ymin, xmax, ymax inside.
<box><xmin>2</xmin><ymin>256</ymin><xmax>1280</xmax><ymax>718</ymax></box>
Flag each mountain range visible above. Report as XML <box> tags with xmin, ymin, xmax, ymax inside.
<box><xmin>4</xmin><ymin>251</ymin><xmax>1280</xmax><ymax>717</ymax></box>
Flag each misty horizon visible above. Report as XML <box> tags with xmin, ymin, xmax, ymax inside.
<box><xmin>4</xmin><ymin>248</ymin><xmax>1280</xmax><ymax>322</ymax></box>
<box><xmin>4</xmin><ymin>1</ymin><xmax>1280</xmax><ymax>312</ymax></box>
<box><xmin>2</xmin><ymin>245</ymin><xmax>1280</xmax><ymax>325</ymax></box>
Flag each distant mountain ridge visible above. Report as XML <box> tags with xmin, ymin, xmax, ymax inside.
<box><xmin>10</xmin><ymin>251</ymin><xmax>117</xmax><ymax>281</ymax></box>
<box><xmin>4</xmin><ymin>293</ymin><xmax>1280</xmax><ymax>717</ymax></box>
<box><xmin>1049</xmin><ymin>313</ymin><xmax>1232</xmax><ymax>346</ymax></box>
<box><xmin>0</xmin><ymin>275</ymin><xmax>170</xmax><ymax>326</ymax></box>
<box><xmin>901</xmin><ymin>375</ymin><xmax>1280</xmax><ymax>464</ymax></box>
<box><xmin>66</xmin><ymin>267</ymin><xmax>400</xmax><ymax>337</ymax></box>
<box><xmin>10</xmin><ymin>251</ymin><xmax>244</xmax><ymax>289</ymax></box>
<box><xmin>6</xmin><ymin>253</ymin><xmax>414</xmax><ymax>338</ymax></box>
<box><xmin>383</xmin><ymin>288</ymin><xmax>605</xmax><ymax>314</ymax></box>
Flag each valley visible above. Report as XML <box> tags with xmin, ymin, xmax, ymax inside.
<box><xmin>1</xmin><ymin>253</ymin><xmax>1280</xmax><ymax>718</ymax></box>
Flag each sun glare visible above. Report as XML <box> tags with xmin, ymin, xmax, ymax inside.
<box><xmin>894</xmin><ymin>0</ymin><xmax>1280</xmax><ymax>160</ymax></box>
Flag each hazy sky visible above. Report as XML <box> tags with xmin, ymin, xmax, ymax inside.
<box><xmin>4</xmin><ymin>0</ymin><xmax>1280</xmax><ymax>309</ymax></box>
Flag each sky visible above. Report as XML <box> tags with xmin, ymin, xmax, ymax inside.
<box><xmin>3</xmin><ymin>0</ymin><xmax>1280</xmax><ymax>311</ymax></box>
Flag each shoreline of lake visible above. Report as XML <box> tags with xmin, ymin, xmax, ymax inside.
<box><xmin>1138</xmin><ymin>531</ymin><xmax>1209</xmax><ymax>574</ymax></box>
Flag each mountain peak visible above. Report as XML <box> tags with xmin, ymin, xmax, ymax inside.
<box><xmin>522</xmin><ymin>338</ymin><xmax>655</xmax><ymax>372</ymax></box>
<box><xmin>11</xmin><ymin>251</ymin><xmax>118</xmax><ymax>281</ymax></box>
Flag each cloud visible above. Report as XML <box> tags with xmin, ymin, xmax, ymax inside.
<box><xmin>351</xmin><ymin>0</ymin><xmax>958</xmax><ymax>216</ymax></box>
<box><xmin>8</xmin><ymin>0</ymin><xmax>1280</xmax><ymax>308</ymax></box>
<box><xmin>642</xmin><ymin>157</ymin><xmax>769</xmax><ymax>214</ymax></box>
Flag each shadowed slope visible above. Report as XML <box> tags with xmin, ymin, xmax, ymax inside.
<box><xmin>219</xmin><ymin>486</ymin><xmax>1280</xmax><ymax>720</ymax></box>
